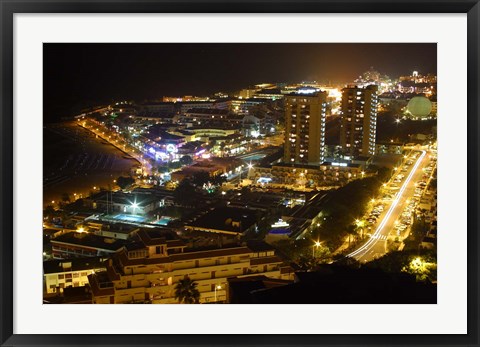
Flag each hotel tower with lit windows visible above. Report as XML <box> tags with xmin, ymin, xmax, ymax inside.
<box><xmin>283</xmin><ymin>92</ymin><xmax>327</xmax><ymax>165</ymax></box>
<box><xmin>340</xmin><ymin>84</ymin><xmax>379</xmax><ymax>159</ymax></box>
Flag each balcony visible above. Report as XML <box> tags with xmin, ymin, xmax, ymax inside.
<box><xmin>149</xmin><ymin>281</ymin><xmax>168</xmax><ymax>287</ymax></box>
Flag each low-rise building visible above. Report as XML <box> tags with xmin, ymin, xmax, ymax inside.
<box><xmin>88</xmin><ymin>231</ymin><xmax>291</xmax><ymax>304</ymax></box>
<box><xmin>85</xmin><ymin>191</ymin><xmax>160</xmax><ymax>215</ymax></box>
<box><xmin>249</xmin><ymin>162</ymin><xmax>363</xmax><ymax>188</ymax></box>
<box><xmin>189</xmin><ymin>127</ymin><xmax>238</xmax><ymax>140</ymax></box>
<box><xmin>170</xmin><ymin>163</ymin><xmax>224</xmax><ymax>183</ymax></box>
<box><xmin>134</xmin><ymin>113</ymin><xmax>177</xmax><ymax>124</ymax></box>
<box><xmin>205</xmin><ymin>157</ymin><xmax>244</xmax><ymax>174</ymax></box>
<box><xmin>138</xmin><ymin>102</ymin><xmax>175</xmax><ymax>115</ymax></box>
<box><xmin>44</xmin><ymin>257</ymin><xmax>106</xmax><ymax>294</ymax></box>
<box><xmin>214</xmin><ymin>98</ymin><xmax>267</xmax><ymax>114</ymax></box>
<box><xmin>93</xmin><ymin>223</ymin><xmax>140</xmax><ymax>240</ymax></box>
<box><xmin>238</xmin><ymin>89</ymin><xmax>257</xmax><ymax>99</ymax></box>
<box><xmin>162</xmin><ymin>95</ymin><xmax>210</xmax><ymax>103</ymax></box>
<box><xmin>51</xmin><ymin>232</ymin><xmax>128</xmax><ymax>259</ymax></box>
<box><xmin>242</xmin><ymin>113</ymin><xmax>275</xmax><ymax>137</ymax></box>
<box><xmin>185</xmin><ymin>206</ymin><xmax>258</xmax><ymax>236</ymax></box>
<box><xmin>179</xmin><ymin>101</ymin><xmax>215</xmax><ymax>114</ymax></box>
<box><xmin>181</xmin><ymin>108</ymin><xmax>245</xmax><ymax>128</ymax></box>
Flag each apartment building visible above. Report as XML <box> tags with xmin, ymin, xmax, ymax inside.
<box><xmin>284</xmin><ymin>92</ymin><xmax>327</xmax><ymax>165</ymax></box>
<box><xmin>340</xmin><ymin>85</ymin><xmax>378</xmax><ymax>159</ymax></box>
<box><xmin>88</xmin><ymin>230</ymin><xmax>292</xmax><ymax>304</ymax></box>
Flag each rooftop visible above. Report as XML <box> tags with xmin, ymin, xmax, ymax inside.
<box><xmin>285</xmin><ymin>91</ymin><xmax>325</xmax><ymax>97</ymax></box>
<box><xmin>91</xmin><ymin>222</ymin><xmax>139</xmax><ymax>234</ymax></box>
<box><xmin>51</xmin><ymin>232</ymin><xmax>128</xmax><ymax>252</ymax></box>
<box><xmin>136</xmin><ymin>228</ymin><xmax>183</xmax><ymax>247</ymax></box>
<box><xmin>188</xmin><ymin>207</ymin><xmax>257</xmax><ymax>233</ymax></box>
<box><xmin>89</xmin><ymin>191</ymin><xmax>159</xmax><ymax>207</ymax></box>
<box><xmin>185</xmin><ymin>108</ymin><xmax>229</xmax><ymax>115</ymax></box>
<box><xmin>43</xmin><ymin>256</ymin><xmax>107</xmax><ymax>274</ymax></box>
<box><xmin>180</xmin><ymin>101</ymin><xmax>214</xmax><ymax>105</ymax></box>
<box><xmin>113</xmin><ymin>245</ymin><xmax>256</xmax><ymax>268</ymax></box>
<box><xmin>246</xmin><ymin>240</ymin><xmax>276</xmax><ymax>253</ymax></box>
<box><xmin>140</xmin><ymin>102</ymin><xmax>175</xmax><ymax>106</ymax></box>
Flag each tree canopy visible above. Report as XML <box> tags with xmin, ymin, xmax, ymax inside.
<box><xmin>174</xmin><ymin>277</ymin><xmax>200</xmax><ymax>304</ymax></box>
<box><xmin>173</xmin><ymin>179</ymin><xmax>197</xmax><ymax>206</ymax></box>
<box><xmin>116</xmin><ymin>176</ymin><xmax>135</xmax><ymax>190</ymax></box>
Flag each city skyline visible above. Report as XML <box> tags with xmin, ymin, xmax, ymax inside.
<box><xmin>43</xmin><ymin>43</ymin><xmax>437</xmax><ymax>305</ymax></box>
<box><xmin>44</xmin><ymin>43</ymin><xmax>436</xmax><ymax>120</ymax></box>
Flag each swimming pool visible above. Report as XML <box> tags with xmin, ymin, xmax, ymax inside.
<box><xmin>111</xmin><ymin>214</ymin><xmax>146</xmax><ymax>223</ymax></box>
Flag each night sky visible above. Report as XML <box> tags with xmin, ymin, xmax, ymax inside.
<box><xmin>44</xmin><ymin>43</ymin><xmax>436</xmax><ymax>121</ymax></box>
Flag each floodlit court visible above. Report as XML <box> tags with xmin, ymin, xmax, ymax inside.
<box><xmin>111</xmin><ymin>213</ymin><xmax>146</xmax><ymax>223</ymax></box>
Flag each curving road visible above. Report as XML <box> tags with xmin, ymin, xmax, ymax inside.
<box><xmin>346</xmin><ymin>149</ymin><xmax>432</xmax><ymax>262</ymax></box>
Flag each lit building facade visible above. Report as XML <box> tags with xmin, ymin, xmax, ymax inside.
<box><xmin>249</xmin><ymin>162</ymin><xmax>364</xmax><ymax>188</ymax></box>
<box><xmin>340</xmin><ymin>85</ymin><xmax>378</xmax><ymax>159</ymax></box>
<box><xmin>180</xmin><ymin>101</ymin><xmax>214</xmax><ymax>114</ymax></box>
<box><xmin>239</xmin><ymin>88</ymin><xmax>257</xmax><ymax>99</ymax></box>
<box><xmin>44</xmin><ymin>257</ymin><xmax>106</xmax><ymax>294</ymax></box>
<box><xmin>88</xmin><ymin>231</ymin><xmax>292</xmax><ymax>304</ymax></box>
<box><xmin>50</xmin><ymin>232</ymin><xmax>127</xmax><ymax>259</ymax></box>
<box><xmin>284</xmin><ymin>92</ymin><xmax>327</xmax><ymax>165</ymax></box>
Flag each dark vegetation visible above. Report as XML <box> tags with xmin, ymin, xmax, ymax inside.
<box><xmin>376</xmin><ymin>112</ymin><xmax>436</xmax><ymax>142</ymax></box>
<box><xmin>313</xmin><ymin>167</ymin><xmax>390</xmax><ymax>250</ymax></box>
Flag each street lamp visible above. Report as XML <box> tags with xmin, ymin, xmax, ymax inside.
<box><xmin>131</xmin><ymin>201</ymin><xmax>138</xmax><ymax>214</ymax></box>
<box><xmin>214</xmin><ymin>284</ymin><xmax>222</xmax><ymax>302</ymax></box>
<box><xmin>313</xmin><ymin>241</ymin><xmax>321</xmax><ymax>258</ymax></box>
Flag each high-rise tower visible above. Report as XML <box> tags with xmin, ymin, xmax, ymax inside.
<box><xmin>340</xmin><ymin>85</ymin><xmax>378</xmax><ymax>158</ymax></box>
<box><xmin>284</xmin><ymin>92</ymin><xmax>327</xmax><ymax>165</ymax></box>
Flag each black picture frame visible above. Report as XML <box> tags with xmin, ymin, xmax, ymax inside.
<box><xmin>1</xmin><ymin>1</ymin><xmax>479</xmax><ymax>346</ymax></box>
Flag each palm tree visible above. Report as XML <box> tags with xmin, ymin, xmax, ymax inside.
<box><xmin>174</xmin><ymin>277</ymin><xmax>200</xmax><ymax>304</ymax></box>
<box><xmin>346</xmin><ymin>225</ymin><xmax>357</xmax><ymax>246</ymax></box>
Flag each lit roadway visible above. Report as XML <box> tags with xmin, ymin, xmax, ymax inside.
<box><xmin>347</xmin><ymin>149</ymin><xmax>432</xmax><ymax>262</ymax></box>
<box><xmin>78</xmin><ymin>119</ymin><xmax>152</xmax><ymax>175</ymax></box>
